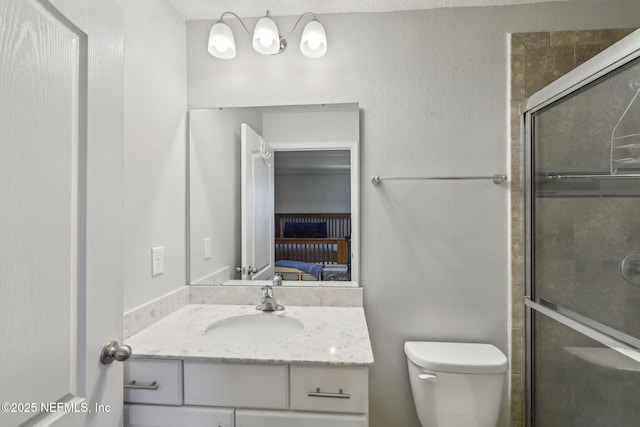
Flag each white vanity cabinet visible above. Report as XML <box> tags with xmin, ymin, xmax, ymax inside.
<box><xmin>124</xmin><ymin>359</ymin><xmax>369</xmax><ymax>427</ymax></box>
<box><xmin>126</xmin><ymin>405</ymin><xmax>235</xmax><ymax>427</ymax></box>
<box><xmin>124</xmin><ymin>358</ymin><xmax>234</xmax><ymax>427</ymax></box>
<box><xmin>124</xmin><ymin>358</ymin><xmax>183</xmax><ymax>405</ymax></box>
<box><xmin>183</xmin><ymin>361</ymin><xmax>289</xmax><ymax>408</ymax></box>
<box><xmin>236</xmin><ymin>409</ymin><xmax>367</xmax><ymax>427</ymax></box>
<box><xmin>290</xmin><ymin>365</ymin><xmax>368</xmax><ymax>414</ymax></box>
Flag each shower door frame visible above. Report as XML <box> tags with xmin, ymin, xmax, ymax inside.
<box><xmin>521</xmin><ymin>29</ymin><xmax>640</xmax><ymax>427</ymax></box>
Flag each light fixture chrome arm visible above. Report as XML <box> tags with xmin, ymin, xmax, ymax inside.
<box><xmin>216</xmin><ymin>10</ymin><xmax>317</xmax><ymax>39</ymax></box>
<box><xmin>218</xmin><ymin>11</ymin><xmax>253</xmax><ymax>35</ymax></box>
<box><xmin>279</xmin><ymin>12</ymin><xmax>317</xmax><ymax>39</ymax></box>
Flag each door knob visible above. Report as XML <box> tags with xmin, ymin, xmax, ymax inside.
<box><xmin>100</xmin><ymin>340</ymin><xmax>132</xmax><ymax>364</ymax></box>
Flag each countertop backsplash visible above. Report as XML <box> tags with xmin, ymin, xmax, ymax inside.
<box><xmin>124</xmin><ymin>283</ymin><xmax>363</xmax><ymax>339</ymax></box>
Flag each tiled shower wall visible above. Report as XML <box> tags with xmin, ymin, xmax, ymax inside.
<box><xmin>509</xmin><ymin>28</ymin><xmax>636</xmax><ymax>427</ymax></box>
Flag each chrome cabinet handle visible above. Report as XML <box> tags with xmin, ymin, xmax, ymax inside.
<box><xmin>100</xmin><ymin>340</ymin><xmax>132</xmax><ymax>364</ymax></box>
<box><xmin>307</xmin><ymin>387</ymin><xmax>351</xmax><ymax>399</ymax></box>
<box><xmin>124</xmin><ymin>380</ymin><xmax>159</xmax><ymax>390</ymax></box>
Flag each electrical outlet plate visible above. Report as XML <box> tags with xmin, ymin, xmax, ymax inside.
<box><xmin>151</xmin><ymin>246</ymin><xmax>164</xmax><ymax>276</ymax></box>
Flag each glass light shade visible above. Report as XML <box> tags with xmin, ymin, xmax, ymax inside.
<box><xmin>208</xmin><ymin>22</ymin><xmax>236</xmax><ymax>59</ymax></box>
<box><xmin>252</xmin><ymin>16</ymin><xmax>280</xmax><ymax>55</ymax></box>
<box><xmin>300</xmin><ymin>20</ymin><xmax>327</xmax><ymax>58</ymax></box>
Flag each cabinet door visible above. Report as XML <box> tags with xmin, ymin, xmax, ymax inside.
<box><xmin>235</xmin><ymin>409</ymin><xmax>366</xmax><ymax>427</ymax></box>
<box><xmin>184</xmin><ymin>361</ymin><xmax>288</xmax><ymax>409</ymax></box>
<box><xmin>126</xmin><ymin>404</ymin><xmax>234</xmax><ymax>427</ymax></box>
<box><xmin>125</xmin><ymin>359</ymin><xmax>183</xmax><ymax>405</ymax></box>
<box><xmin>290</xmin><ymin>366</ymin><xmax>368</xmax><ymax>414</ymax></box>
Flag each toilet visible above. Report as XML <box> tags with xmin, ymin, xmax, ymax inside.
<box><xmin>404</xmin><ymin>341</ymin><xmax>508</xmax><ymax>427</ymax></box>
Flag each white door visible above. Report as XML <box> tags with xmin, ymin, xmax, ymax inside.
<box><xmin>241</xmin><ymin>123</ymin><xmax>275</xmax><ymax>280</ymax></box>
<box><xmin>0</xmin><ymin>1</ymin><xmax>124</xmax><ymax>426</ymax></box>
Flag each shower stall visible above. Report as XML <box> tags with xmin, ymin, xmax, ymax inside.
<box><xmin>523</xmin><ymin>30</ymin><xmax>640</xmax><ymax>426</ymax></box>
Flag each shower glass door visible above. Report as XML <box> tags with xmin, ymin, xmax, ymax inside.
<box><xmin>524</xmin><ymin>31</ymin><xmax>640</xmax><ymax>427</ymax></box>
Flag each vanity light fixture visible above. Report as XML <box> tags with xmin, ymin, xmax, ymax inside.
<box><xmin>207</xmin><ymin>10</ymin><xmax>327</xmax><ymax>59</ymax></box>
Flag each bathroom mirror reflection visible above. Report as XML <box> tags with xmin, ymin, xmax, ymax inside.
<box><xmin>188</xmin><ymin>103</ymin><xmax>360</xmax><ymax>287</ymax></box>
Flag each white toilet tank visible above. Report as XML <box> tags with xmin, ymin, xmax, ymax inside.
<box><xmin>404</xmin><ymin>341</ymin><xmax>508</xmax><ymax>427</ymax></box>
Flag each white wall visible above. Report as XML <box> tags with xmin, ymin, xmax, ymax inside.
<box><xmin>262</xmin><ymin>109</ymin><xmax>360</xmax><ymax>143</ymax></box>
<box><xmin>275</xmin><ymin>172</ymin><xmax>351</xmax><ymax>213</ymax></box>
<box><xmin>186</xmin><ymin>3</ymin><xmax>640</xmax><ymax>425</ymax></box>
<box><xmin>121</xmin><ymin>0</ymin><xmax>187</xmax><ymax>311</ymax></box>
<box><xmin>264</xmin><ymin>108</ymin><xmax>356</xmax><ymax>214</ymax></box>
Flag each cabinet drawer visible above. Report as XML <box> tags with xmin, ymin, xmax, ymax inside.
<box><xmin>126</xmin><ymin>404</ymin><xmax>234</xmax><ymax>427</ymax></box>
<box><xmin>236</xmin><ymin>409</ymin><xmax>366</xmax><ymax>427</ymax></box>
<box><xmin>184</xmin><ymin>361</ymin><xmax>288</xmax><ymax>409</ymax></box>
<box><xmin>124</xmin><ymin>359</ymin><xmax>182</xmax><ymax>405</ymax></box>
<box><xmin>290</xmin><ymin>366</ymin><xmax>368</xmax><ymax>414</ymax></box>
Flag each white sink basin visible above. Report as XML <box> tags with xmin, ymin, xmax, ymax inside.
<box><xmin>204</xmin><ymin>314</ymin><xmax>304</xmax><ymax>344</ymax></box>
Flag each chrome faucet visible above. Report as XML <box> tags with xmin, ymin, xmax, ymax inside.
<box><xmin>256</xmin><ymin>283</ymin><xmax>285</xmax><ymax>312</ymax></box>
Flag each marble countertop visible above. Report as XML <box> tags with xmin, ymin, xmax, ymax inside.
<box><xmin>125</xmin><ymin>304</ymin><xmax>374</xmax><ymax>366</ymax></box>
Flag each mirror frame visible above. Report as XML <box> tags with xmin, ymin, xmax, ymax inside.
<box><xmin>186</xmin><ymin>103</ymin><xmax>360</xmax><ymax>286</ymax></box>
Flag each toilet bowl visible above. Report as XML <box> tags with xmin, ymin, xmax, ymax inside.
<box><xmin>405</xmin><ymin>341</ymin><xmax>508</xmax><ymax>427</ymax></box>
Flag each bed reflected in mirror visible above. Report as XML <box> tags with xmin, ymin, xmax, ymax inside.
<box><xmin>274</xmin><ymin>188</ymin><xmax>351</xmax><ymax>282</ymax></box>
<box><xmin>188</xmin><ymin>103</ymin><xmax>360</xmax><ymax>287</ymax></box>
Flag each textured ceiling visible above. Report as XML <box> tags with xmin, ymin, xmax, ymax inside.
<box><xmin>169</xmin><ymin>0</ymin><xmax>577</xmax><ymax>20</ymax></box>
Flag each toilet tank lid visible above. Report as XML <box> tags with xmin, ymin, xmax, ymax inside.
<box><xmin>404</xmin><ymin>341</ymin><xmax>508</xmax><ymax>374</ymax></box>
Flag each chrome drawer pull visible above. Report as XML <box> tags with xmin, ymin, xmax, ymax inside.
<box><xmin>307</xmin><ymin>387</ymin><xmax>351</xmax><ymax>399</ymax></box>
<box><xmin>124</xmin><ymin>380</ymin><xmax>159</xmax><ymax>390</ymax></box>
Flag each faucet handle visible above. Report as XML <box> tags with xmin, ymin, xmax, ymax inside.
<box><xmin>256</xmin><ymin>283</ymin><xmax>285</xmax><ymax>312</ymax></box>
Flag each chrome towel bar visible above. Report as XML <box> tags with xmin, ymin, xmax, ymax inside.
<box><xmin>371</xmin><ymin>174</ymin><xmax>508</xmax><ymax>185</ymax></box>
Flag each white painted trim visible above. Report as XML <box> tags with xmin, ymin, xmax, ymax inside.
<box><xmin>270</xmin><ymin>139</ymin><xmax>360</xmax><ymax>283</ymax></box>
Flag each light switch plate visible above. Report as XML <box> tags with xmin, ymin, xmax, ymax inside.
<box><xmin>204</xmin><ymin>237</ymin><xmax>212</xmax><ymax>260</ymax></box>
<box><xmin>151</xmin><ymin>246</ymin><xmax>164</xmax><ymax>276</ymax></box>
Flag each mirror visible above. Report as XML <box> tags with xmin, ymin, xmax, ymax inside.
<box><xmin>188</xmin><ymin>103</ymin><xmax>360</xmax><ymax>286</ymax></box>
